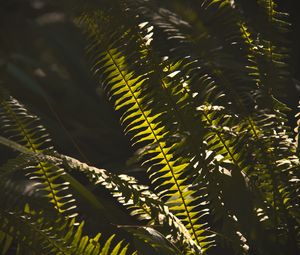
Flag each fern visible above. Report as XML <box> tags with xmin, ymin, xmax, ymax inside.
<box><xmin>0</xmin><ymin>209</ymin><xmax>130</xmax><ymax>255</ymax></box>
<box><xmin>0</xmin><ymin>131</ymin><xmax>202</xmax><ymax>254</ymax></box>
<box><xmin>59</xmin><ymin>153</ymin><xmax>203</xmax><ymax>254</ymax></box>
<box><xmin>0</xmin><ymin>92</ymin><xmax>140</xmax><ymax>254</ymax></box>
<box><xmin>77</xmin><ymin>13</ymin><xmax>215</xmax><ymax>252</ymax></box>
<box><xmin>120</xmin><ymin>4</ymin><xmax>260</xmax><ymax>252</ymax></box>
<box><xmin>0</xmin><ymin>89</ymin><xmax>78</xmax><ymax>218</ymax></box>
<box><xmin>129</xmin><ymin>2</ymin><xmax>300</xmax><ymax>252</ymax></box>
<box><xmin>75</xmin><ymin>1</ymin><xmax>300</xmax><ymax>253</ymax></box>
<box><xmin>0</xmin><ymin>0</ymin><xmax>299</xmax><ymax>254</ymax></box>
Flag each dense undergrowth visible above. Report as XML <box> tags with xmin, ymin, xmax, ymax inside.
<box><xmin>0</xmin><ymin>0</ymin><xmax>299</xmax><ymax>254</ymax></box>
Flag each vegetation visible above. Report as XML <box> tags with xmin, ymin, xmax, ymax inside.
<box><xmin>0</xmin><ymin>0</ymin><xmax>299</xmax><ymax>254</ymax></box>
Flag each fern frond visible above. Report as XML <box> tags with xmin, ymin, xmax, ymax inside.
<box><xmin>0</xmin><ymin>160</ymin><xmax>131</xmax><ymax>255</ymax></box>
<box><xmin>77</xmin><ymin>4</ymin><xmax>264</xmax><ymax>252</ymax></box>
<box><xmin>0</xmin><ymin>90</ymin><xmax>77</xmax><ymax>219</ymax></box>
<box><xmin>74</xmin><ymin>1</ymin><xmax>300</xmax><ymax>253</ymax></box>
<box><xmin>77</xmin><ymin>14</ymin><xmax>214</xmax><ymax>251</ymax></box>
<box><xmin>124</xmin><ymin>2</ymin><xmax>300</xmax><ymax>252</ymax></box>
<box><xmin>236</xmin><ymin>0</ymin><xmax>291</xmax><ymax>96</ymax></box>
<box><xmin>0</xmin><ymin>133</ymin><xmax>202</xmax><ymax>254</ymax></box>
<box><xmin>0</xmin><ymin>208</ymin><xmax>131</xmax><ymax>255</ymax></box>
<box><xmin>144</xmin><ymin>0</ymin><xmax>298</xmax><ymax>225</ymax></box>
<box><xmin>60</xmin><ymin>154</ymin><xmax>203</xmax><ymax>254</ymax></box>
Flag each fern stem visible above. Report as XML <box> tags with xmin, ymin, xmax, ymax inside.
<box><xmin>0</xmin><ymin>135</ymin><xmax>31</xmax><ymax>154</ymax></box>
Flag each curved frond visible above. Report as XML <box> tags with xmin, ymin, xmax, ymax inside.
<box><xmin>77</xmin><ymin>12</ymin><xmax>214</xmax><ymax>252</ymax></box>
<box><xmin>0</xmin><ymin>89</ymin><xmax>78</xmax><ymax>218</ymax></box>
<box><xmin>0</xmin><ymin>209</ymin><xmax>131</xmax><ymax>255</ymax></box>
<box><xmin>0</xmin><ymin>134</ymin><xmax>202</xmax><ymax>254</ymax></box>
<box><xmin>60</xmin><ymin>154</ymin><xmax>203</xmax><ymax>254</ymax></box>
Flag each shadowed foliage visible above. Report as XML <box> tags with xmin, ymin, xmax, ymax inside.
<box><xmin>0</xmin><ymin>0</ymin><xmax>299</xmax><ymax>254</ymax></box>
